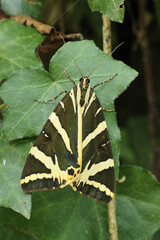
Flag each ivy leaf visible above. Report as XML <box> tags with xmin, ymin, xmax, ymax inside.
<box><xmin>0</xmin><ymin>40</ymin><xmax>138</xmax><ymax>180</ymax></box>
<box><xmin>120</xmin><ymin>116</ymin><xmax>151</xmax><ymax>169</ymax></box>
<box><xmin>87</xmin><ymin>0</ymin><xmax>125</xmax><ymax>23</ymax></box>
<box><xmin>0</xmin><ymin>188</ymin><xmax>111</xmax><ymax>239</ymax></box>
<box><xmin>117</xmin><ymin>166</ymin><xmax>160</xmax><ymax>240</ymax></box>
<box><xmin>0</xmin><ymin>19</ymin><xmax>44</xmax><ymax>80</ymax></box>
<box><xmin>0</xmin><ymin>124</ymin><xmax>31</xmax><ymax>219</ymax></box>
<box><xmin>0</xmin><ymin>225</ymin><xmax>31</xmax><ymax>240</ymax></box>
<box><xmin>1</xmin><ymin>166</ymin><xmax>160</xmax><ymax>240</ymax></box>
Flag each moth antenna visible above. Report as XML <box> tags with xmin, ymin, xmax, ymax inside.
<box><xmin>51</xmin><ymin>0</ymin><xmax>80</xmax><ymax>26</ymax></box>
<box><xmin>110</xmin><ymin>41</ymin><xmax>124</xmax><ymax>55</ymax></box>
<box><xmin>59</xmin><ymin>33</ymin><xmax>83</xmax><ymax>77</ymax></box>
<box><xmin>88</xmin><ymin>42</ymin><xmax>124</xmax><ymax>78</ymax></box>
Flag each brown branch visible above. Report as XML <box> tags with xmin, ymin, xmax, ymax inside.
<box><xmin>102</xmin><ymin>15</ymin><xmax>119</xmax><ymax>240</ymax></box>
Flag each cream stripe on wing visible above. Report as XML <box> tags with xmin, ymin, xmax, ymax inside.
<box><xmin>77</xmin><ymin>84</ymin><xmax>83</xmax><ymax>170</ymax></box>
<box><xmin>20</xmin><ymin>172</ymin><xmax>53</xmax><ymax>184</ymax></box>
<box><xmin>21</xmin><ymin>147</ymin><xmax>68</xmax><ymax>185</ymax></box>
<box><xmin>85</xmin><ymin>181</ymin><xmax>114</xmax><ymax>198</ymax></box>
<box><xmin>60</xmin><ymin>101</ymin><xmax>65</xmax><ymax>111</ymax></box>
<box><xmin>95</xmin><ymin>107</ymin><xmax>102</xmax><ymax>117</ymax></box>
<box><xmin>29</xmin><ymin>146</ymin><xmax>54</xmax><ymax>169</ymax></box>
<box><xmin>49</xmin><ymin>112</ymin><xmax>73</xmax><ymax>154</ymax></box>
<box><xmin>69</xmin><ymin>88</ymin><xmax>76</xmax><ymax>113</ymax></box>
<box><xmin>82</xmin><ymin>86</ymin><xmax>91</xmax><ymax>115</ymax></box>
<box><xmin>78</xmin><ymin>158</ymin><xmax>114</xmax><ymax>181</ymax></box>
<box><xmin>84</xmin><ymin>91</ymin><xmax>96</xmax><ymax>116</ymax></box>
<box><xmin>82</xmin><ymin>120</ymin><xmax>107</xmax><ymax>150</ymax></box>
<box><xmin>75</xmin><ymin>158</ymin><xmax>114</xmax><ymax>197</ymax></box>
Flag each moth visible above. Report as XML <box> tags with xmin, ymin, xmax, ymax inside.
<box><xmin>20</xmin><ymin>45</ymin><xmax>116</xmax><ymax>204</ymax></box>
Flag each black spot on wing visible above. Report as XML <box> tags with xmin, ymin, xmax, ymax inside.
<box><xmin>68</xmin><ymin>168</ymin><xmax>74</xmax><ymax>176</ymax></box>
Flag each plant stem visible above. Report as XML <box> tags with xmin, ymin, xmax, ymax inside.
<box><xmin>102</xmin><ymin>15</ymin><xmax>111</xmax><ymax>54</ymax></box>
<box><xmin>102</xmin><ymin>15</ymin><xmax>119</xmax><ymax>240</ymax></box>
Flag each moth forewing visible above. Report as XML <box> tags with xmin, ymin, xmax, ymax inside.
<box><xmin>21</xmin><ymin>86</ymin><xmax>81</xmax><ymax>192</ymax></box>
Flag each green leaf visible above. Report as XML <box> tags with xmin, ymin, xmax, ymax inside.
<box><xmin>117</xmin><ymin>166</ymin><xmax>160</xmax><ymax>240</ymax></box>
<box><xmin>0</xmin><ymin>126</ymin><xmax>31</xmax><ymax>219</ymax></box>
<box><xmin>0</xmin><ymin>40</ymin><xmax>138</xmax><ymax>180</ymax></box>
<box><xmin>104</xmin><ymin>109</ymin><xmax>120</xmax><ymax>178</ymax></box>
<box><xmin>0</xmin><ymin>40</ymin><xmax>137</xmax><ymax>222</ymax></box>
<box><xmin>1</xmin><ymin>0</ymin><xmax>44</xmax><ymax>20</ymax></box>
<box><xmin>0</xmin><ymin>19</ymin><xmax>44</xmax><ymax>80</ymax></box>
<box><xmin>87</xmin><ymin>0</ymin><xmax>125</xmax><ymax>23</ymax></box>
<box><xmin>120</xmin><ymin>116</ymin><xmax>151</xmax><ymax>170</ymax></box>
<box><xmin>0</xmin><ymin>226</ymin><xmax>32</xmax><ymax>240</ymax></box>
<box><xmin>1</xmin><ymin>166</ymin><xmax>160</xmax><ymax>240</ymax></box>
<box><xmin>0</xmin><ymin>188</ymin><xmax>111</xmax><ymax>240</ymax></box>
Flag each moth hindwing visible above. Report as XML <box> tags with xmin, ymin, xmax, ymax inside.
<box><xmin>20</xmin><ymin>76</ymin><xmax>115</xmax><ymax>204</ymax></box>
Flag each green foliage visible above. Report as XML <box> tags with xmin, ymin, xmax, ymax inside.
<box><xmin>0</xmin><ymin>20</ymin><xmax>44</xmax><ymax>80</ymax></box>
<box><xmin>0</xmin><ymin>226</ymin><xmax>31</xmax><ymax>240</ymax></box>
<box><xmin>1</xmin><ymin>2</ymin><xmax>159</xmax><ymax>240</ymax></box>
<box><xmin>1</xmin><ymin>166</ymin><xmax>160</xmax><ymax>240</ymax></box>
<box><xmin>0</xmin><ymin>188</ymin><xmax>110</xmax><ymax>240</ymax></box>
<box><xmin>1</xmin><ymin>0</ymin><xmax>45</xmax><ymax>20</ymax></box>
<box><xmin>0</xmin><ymin>127</ymin><xmax>31</xmax><ymax>219</ymax></box>
<box><xmin>0</xmin><ymin>37</ymin><xmax>138</xmax><ymax>184</ymax></box>
<box><xmin>88</xmin><ymin>0</ymin><xmax>125</xmax><ymax>22</ymax></box>
<box><xmin>120</xmin><ymin>116</ymin><xmax>151</xmax><ymax>170</ymax></box>
<box><xmin>117</xmin><ymin>166</ymin><xmax>160</xmax><ymax>240</ymax></box>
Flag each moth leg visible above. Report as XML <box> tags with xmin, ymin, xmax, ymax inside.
<box><xmin>92</xmin><ymin>73</ymin><xmax>117</xmax><ymax>89</ymax></box>
<box><xmin>62</xmin><ymin>67</ymin><xmax>76</xmax><ymax>85</ymax></box>
<box><xmin>103</xmin><ymin>108</ymin><xmax>115</xmax><ymax>113</ymax></box>
<box><xmin>35</xmin><ymin>90</ymin><xmax>67</xmax><ymax>103</ymax></box>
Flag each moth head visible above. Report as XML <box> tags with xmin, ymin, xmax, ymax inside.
<box><xmin>79</xmin><ymin>77</ymin><xmax>90</xmax><ymax>89</ymax></box>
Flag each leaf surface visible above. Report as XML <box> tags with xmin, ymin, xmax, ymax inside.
<box><xmin>0</xmin><ymin>40</ymin><xmax>138</xmax><ymax>180</ymax></box>
<box><xmin>0</xmin><ymin>19</ymin><xmax>44</xmax><ymax>80</ymax></box>
<box><xmin>1</xmin><ymin>166</ymin><xmax>160</xmax><ymax>240</ymax></box>
<box><xmin>0</xmin><ymin>124</ymin><xmax>31</xmax><ymax>219</ymax></box>
<box><xmin>117</xmin><ymin>166</ymin><xmax>160</xmax><ymax>240</ymax></box>
<box><xmin>87</xmin><ymin>0</ymin><xmax>125</xmax><ymax>23</ymax></box>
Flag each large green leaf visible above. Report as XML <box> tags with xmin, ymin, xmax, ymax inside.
<box><xmin>0</xmin><ymin>124</ymin><xmax>31</xmax><ymax>219</ymax></box>
<box><xmin>120</xmin><ymin>116</ymin><xmax>151</xmax><ymax>169</ymax></box>
<box><xmin>0</xmin><ymin>40</ymin><xmax>138</xmax><ymax>181</ymax></box>
<box><xmin>117</xmin><ymin>166</ymin><xmax>160</xmax><ymax>240</ymax></box>
<box><xmin>0</xmin><ymin>19</ymin><xmax>44</xmax><ymax>80</ymax></box>
<box><xmin>0</xmin><ymin>226</ymin><xmax>32</xmax><ymax>240</ymax></box>
<box><xmin>1</xmin><ymin>166</ymin><xmax>160</xmax><ymax>240</ymax></box>
<box><xmin>0</xmin><ymin>188</ymin><xmax>110</xmax><ymax>240</ymax></box>
<box><xmin>87</xmin><ymin>0</ymin><xmax>125</xmax><ymax>23</ymax></box>
<box><xmin>1</xmin><ymin>0</ymin><xmax>44</xmax><ymax>20</ymax></box>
